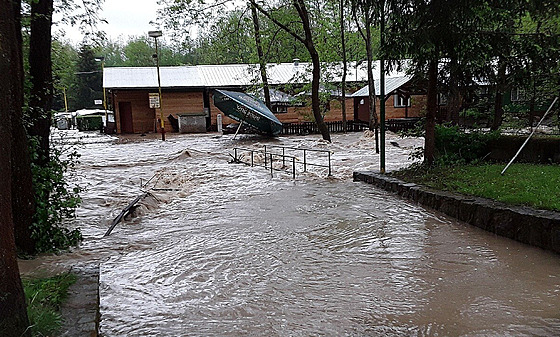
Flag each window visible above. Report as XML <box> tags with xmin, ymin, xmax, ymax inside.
<box><xmin>394</xmin><ymin>94</ymin><xmax>411</xmax><ymax>108</ymax></box>
<box><xmin>272</xmin><ymin>104</ymin><xmax>288</xmax><ymax>114</ymax></box>
<box><xmin>511</xmin><ymin>88</ymin><xmax>525</xmax><ymax>102</ymax></box>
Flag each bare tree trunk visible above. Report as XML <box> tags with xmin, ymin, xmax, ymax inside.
<box><xmin>295</xmin><ymin>0</ymin><xmax>331</xmax><ymax>142</ymax></box>
<box><xmin>28</xmin><ymin>0</ymin><xmax>54</xmax><ymax>163</ymax></box>
<box><xmin>250</xmin><ymin>3</ymin><xmax>271</xmax><ymax>109</ymax></box>
<box><xmin>249</xmin><ymin>0</ymin><xmax>331</xmax><ymax>141</ymax></box>
<box><xmin>425</xmin><ymin>59</ymin><xmax>438</xmax><ymax>165</ymax></box>
<box><xmin>365</xmin><ymin>24</ymin><xmax>379</xmax><ymax>153</ymax></box>
<box><xmin>11</xmin><ymin>0</ymin><xmax>36</xmax><ymax>255</ymax></box>
<box><xmin>0</xmin><ymin>0</ymin><xmax>32</xmax><ymax>334</ymax></box>
<box><xmin>340</xmin><ymin>0</ymin><xmax>348</xmax><ymax>132</ymax></box>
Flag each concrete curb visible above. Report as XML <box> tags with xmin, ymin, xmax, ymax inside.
<box><xmin>354</xmin><ymin>171</ymin><xmax>560</xmax><ymax>254</ymax></box>
<box><xmin>59</xmin><ymin>264</ymin><xmax>100</xmax><ymax>337</ymax></box>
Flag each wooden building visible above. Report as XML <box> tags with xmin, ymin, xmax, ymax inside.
<box><xmin>103</xmin><ymin>61</ymin><xmax>417</xmax><ymax>134</ymax></box>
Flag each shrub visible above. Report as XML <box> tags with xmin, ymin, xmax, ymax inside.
<box><xmin>30</xmin><ymin>136</ymin><xmax>83</xmax><ymax>253</ymax></box>
<box><xmin>434</xmin><ymin>124</ymin><xmax>499</xmax><ymax>165</ymax></box>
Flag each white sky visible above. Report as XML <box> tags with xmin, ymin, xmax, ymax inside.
<box><xmin>55</xmin><ymin>0</ymin><xmax>162</xmax><ymax>44</ymax></box>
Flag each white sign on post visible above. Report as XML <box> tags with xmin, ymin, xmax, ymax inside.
<box><xmin>149</xmin><ymin>93</ymin><xmax>161</xmax><ymax>109</ymax></box>
<box><xmin>94</xmin><ymin>99</ymin><xmax>103</xmax><ymax>105</ymax></box>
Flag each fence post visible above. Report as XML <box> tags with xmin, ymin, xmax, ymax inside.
<box><xmin>292</xmin><ymin>157</ymin><xmax>296</xmax><ymax>179</ymax></box>
<box><xmin>251</xmin><ymin>151</ymin><xmax>254</xmax><ymax>167</ymax></box>
<box><xmin>270</xmin><ymin>154</ymin><xmax>273</xmax><ymax>177</ymax></box>
<box><xmin>234</xmin><ymin>148</ymin><xmax>238</xmax><ymax>162</ymax></box>
<box><xmin>282</xmin><ymin>148</ymin><xmax>285</xmax><ymax>167</ymax></box>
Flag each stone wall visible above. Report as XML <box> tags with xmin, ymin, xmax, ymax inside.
<box><xmin>353</xmin><ymin>171</ymin><xmax>560</xmax><ymax>254</ymax></box>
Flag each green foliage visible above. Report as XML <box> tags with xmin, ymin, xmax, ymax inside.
<box><xmin>434</xmin><ymin>124</ymin><xmax>499</xmax><ymax>165</ymax></box>
<box><xmin>76</xmin><ymin>115</ymin><xmax>103</xmax><ymax>131</ymax></box>
<box><xmin>30</xmin><ymin>137</ymin><xmax>83</xmax><ymax>253</ymax></box>
<box><xmin>23</xmin><ymin>273</ymin><xmax>77</xmax><ymax>337</ymax></box>
<box><xmin>392</xmin><ymin>163</ymin><xmax>560</xmax><ymax>211</ymax></box>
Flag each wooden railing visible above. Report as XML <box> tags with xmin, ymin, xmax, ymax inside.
<box><xmin>281</xmin><ymin>120</ymin><xmax>368</xmax><ymax>135</ymax></box>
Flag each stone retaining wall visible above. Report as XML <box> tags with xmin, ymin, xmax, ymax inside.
<box><xmin>354</xmin><ymin>171</ymin><xmax>560</xmax><ymax>254</ymax></box>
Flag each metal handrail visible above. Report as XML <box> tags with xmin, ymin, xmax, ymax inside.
<box><xmin>232</xmin><ymin>145</ymin><xmax>332</xmax><ymax>178</ymax></box>
<box><xmin>233</xmin><ymin>147</ymin><xmax>297</xmax><ymax>179</ymax></box>
<box><xmin>264</xmin><ymin>145</ymin><xmax>332</xmax><ymax>176</ymax></box>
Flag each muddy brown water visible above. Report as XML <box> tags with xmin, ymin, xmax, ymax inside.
<box><xmin>21</xmin><ymin>131</ymin><xmax>560</xmax><ymax>336</ymax></box>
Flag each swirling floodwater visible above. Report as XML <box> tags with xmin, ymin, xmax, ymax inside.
<box><xmin>25</xmin><ymin>131</ymin><xmax>560</xmax><ymax>336</ymax></box>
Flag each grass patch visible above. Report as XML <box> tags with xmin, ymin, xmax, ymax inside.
<box><xmin>23</xmin><ymin>273</ymin><xmax>76</xmax><ymax>337</ymax></box>
<box><xmin>391</xmin><ymin>163</ymin><xmax>560</xmax><ymax>211</ymax></box>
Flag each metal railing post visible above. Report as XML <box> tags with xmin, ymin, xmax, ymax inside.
<box><xmin>282</xmin><ymin>148</ymin><xmax>285</xmax><ymax>167</ymax></box>
<box><xmin>251</xmin><ymin>151</ymin><xmax>254</xmax><ymax>167</ymax></box>
<box><xmin>303</xmin><ymin>149</ymin><xmax>307</xmax><ymax>172</ymax></box>
<box><xmin>292</xmin><ymin>157</ymin><xmax>296</xmax><ymax>179</ymax></box>
<box><xmin>328</xmin><ymin>151</ymin><xmax>332</xmax><ymax>176</ymax></box>
<box><xmin>234</xmin><ymin>148</ymin><xmax>238</xmax><ymax>162</ymax></box>
<box><xmin>270</xmin><ymin>154</ymin><xmax>273</xmax><ymax>177</ymax></box>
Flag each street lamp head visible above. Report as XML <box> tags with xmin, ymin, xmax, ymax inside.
<box><xmin>148</xmin><ymin>30</ymin><xmax>163</xmax><ymax>38</ymax></box>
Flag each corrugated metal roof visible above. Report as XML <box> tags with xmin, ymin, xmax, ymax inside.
<box><xmin>351</xmin><ymin>75</ymin><xmax>412</xmax><ymax>97</ymax></box>
<box><xmin>104</xmin><ymin>66</ymin><xmax>204</xmax><ymax>88</ymax></box>
<box><xmin>103</xmin><ymin>61</ymin><xmax>407</xmax><ymax>89</ymax></box>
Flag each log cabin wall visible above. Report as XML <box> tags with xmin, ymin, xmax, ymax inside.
<box><xmin>355</xmin><ymin>94</ymin><xmax>427</xmax><ymax>122</ymax></box>
<box><xmin>113</xmin><ymin>90</ymin><xmax>155</xmax><ymax>134</ymax></box>
<box><xmin>113</xmin><ymin>89</ymin><xmax>206</xmax><ymax>134</ymax></box>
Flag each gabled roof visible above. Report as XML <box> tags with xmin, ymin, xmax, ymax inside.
<box><xmin>351</xmin><ymin>75</ymin><xmax>413</xmax><ymax>97</ymax></box>
<box><xmin>103</xmin><ymin>61</ymin><xmax>408</xmax><ymax>89</ymax></box>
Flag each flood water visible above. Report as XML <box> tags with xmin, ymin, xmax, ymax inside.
<box><xmin>25</xmin><ymin>131</ymin><xmax>560</xmax><ymax>336</ymax></box>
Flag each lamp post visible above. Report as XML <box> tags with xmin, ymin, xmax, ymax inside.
<box><xmin>149</xmin><ymin>30</ymin><xmax>165</xmax><ymax>141</ymax></box>
<box><xmin>95</xmin><ymin>56</ymin><xmax>108</xmax><ymax>132</ymax></box>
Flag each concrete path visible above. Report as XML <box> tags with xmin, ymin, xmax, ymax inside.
<box><xmin>59</xmin><ymin>264</ymin><xmax>99</xmax><ymax>337</ymax></box>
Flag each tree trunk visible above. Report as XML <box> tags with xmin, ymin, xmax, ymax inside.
<box><xmin>295</xmin><ymin>0</ymin><xmax>331</xmax><ymax>142</ymax></box>
<box><xmin>365</xmin><ymin>23</ymin><xmax>379</xmax><ymax>153</ymax></box>
<box><xmin>11</xmin><ymin>0</ymin><xmax>36</xmax><ymax>255</ymax></box>
<box><xmin>425</xmin><ymin>59</ymin><xmax>438</xmax><ymax>165</ymax></box>
<box><xmin>491</xmin><ymin>60</ymin><xmax>507</xmax><ymax>131</ymax></box>
<box><xmin>0</xmin><ymin>1</ymin><xmax>32</xmax><ymax>335</ymax></box>
<box><xmin>340</xmin><ymin>0</ymin><xmax>348</xmax><ymax>132</ymax></box>
<box><xmin>28</xmin><ymin>0</ymin><xmax>54</xmax><ymax>163</ymax></box>
<box><xmin>250</xmin><ymin>3</ymin><xmax>271</xmax><ymax>109</ymax></box>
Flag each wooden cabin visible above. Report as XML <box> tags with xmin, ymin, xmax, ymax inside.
<box><xmin>103</xmin><ymin>61</ymin><xmax>417</xmax><ymax>134</ymax></box>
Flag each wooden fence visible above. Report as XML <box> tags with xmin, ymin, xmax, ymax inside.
<box><xmin>280</xmin><ymin>118</ymin><xmax>421</xmax><ymax>135</ymax></box>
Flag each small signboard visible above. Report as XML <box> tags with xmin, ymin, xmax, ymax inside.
<box><xmin>149</xmin><ymin>93</ymin><xmax>161</xmax><ymax>109</ymax></box>
<box><xmin>94</xmin><ymin>99</ymin><xmax>103</xmax><ymax>105</ymax></box>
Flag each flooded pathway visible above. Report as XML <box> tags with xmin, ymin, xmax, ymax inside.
<box><xmin>25</xmin><ymin>131</ymin><xmax>560</xmax><ymax>336</ymax></box>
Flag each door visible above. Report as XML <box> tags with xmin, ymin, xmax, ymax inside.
<box><xmin>119</xmin><ymin>102</ymin><xmax>133</xmax><ymax>133</ymax></box>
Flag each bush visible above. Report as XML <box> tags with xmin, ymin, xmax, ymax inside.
<box><xmin>434</xmin><ymin>124</ymin><xmax>499</xmax><ymax>165</ymax></box>
<box><xmin>30</xmin><ymin>136</ymin><xmax>83</xmax><ymax>253</ymax></box>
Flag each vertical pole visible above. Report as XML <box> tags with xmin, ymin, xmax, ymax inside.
<box><xmin>251</xmin><ymin>151</ymin><xmax>254</xmax><ymax>167</ymax></box>
<box><xmin>101</xmin><ymin>59</ymin><xmax>108</xmax><ymax>132</ymax></box>
<box><xmin>282</xmin><ymin>147</ymin><xmax>285</xmax><ymax>167</ymax></box>
<box><xmin>303</xmin><ymin>149</ymin><xmax>307</xmax><ymax>172</ymax></box>
<box><xmin>379</xmin><ymin>0</ymin><xmax>386</xmax><ymax>174</ymax></box>
<box><xmin>328</xmin><ymin>151</ymin><xmax>332</xmax><ymax>176</ymax></box>
<box><xmin>63</xmin><ymin>87</ymin><xmax>68</xmax><ymax>113</ymax></box>
<box><xmin>292</xmin><ymin>157</ymin><xmax>296</xmax><ymax>179</ymax></box>
<box><xmin>234</xmin><ymin>148</ymin><xmax>238</xmax><ymax>162</ymax></box>
<box><xmin>154</xmin><ymin>37</ymin><xmax>165</xmax><ymax>141</ymax></box>
<box><xmin>270</xmin><ymin>154</ymin><xmax>273</xmax><ymax>177</ymax></box>
<box><xmin>264</xmin><ymin>146</ymin><xmax>267</xmax><ymax>168</ymax></box>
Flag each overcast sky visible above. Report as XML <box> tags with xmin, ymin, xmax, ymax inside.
<box><xmin>55</xmin><ymin>0</ymin><xmax>162</xmax><ymax>44</ymax></box>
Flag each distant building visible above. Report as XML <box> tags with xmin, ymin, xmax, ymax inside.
<box><xmin>102</xmin><ymin>60</ymin><xmax>420</xmax><ymax>134</ymax></box>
